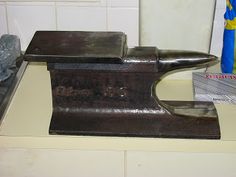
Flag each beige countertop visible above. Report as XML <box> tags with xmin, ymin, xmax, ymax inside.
<box><xmin>1</xmin><ymin>62</ymin><xmax>236</xmax><ymax>152</ymax></box>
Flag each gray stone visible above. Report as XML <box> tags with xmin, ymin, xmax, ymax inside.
<box><xmin>0</xmin><ymin>34</ymin><xmax>21</xmax><ymax>82</ymax></box>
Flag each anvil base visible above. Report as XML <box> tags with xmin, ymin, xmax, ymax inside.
<box><xmin>49</xmin><ymin>101</ymin><xmax>220</xmax><ymax>139</ymax></box>
<box><xmin>49</xmin><ymin>70</ymin><xmax>220</xmax><ymax>139</ymax></box>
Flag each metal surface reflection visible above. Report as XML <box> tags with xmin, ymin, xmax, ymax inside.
<box><xmin>24</xmin><ymin>31</ymin><xmax>220</xmax><ymax>139</ymax></box>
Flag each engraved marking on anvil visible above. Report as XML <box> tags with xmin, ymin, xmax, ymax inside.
<box><xmin>53</xmin><ymin>86</ymin><xmax>128</xmax><ymax>99</ymax></box>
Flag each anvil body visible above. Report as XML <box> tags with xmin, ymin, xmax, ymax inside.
<box><xmin>24</xmin><ymin>31</ymin><xmax>220</xmax><ymax>139</ymax></box>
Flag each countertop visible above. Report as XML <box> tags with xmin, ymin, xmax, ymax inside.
<box><xmin>1</xmin><ymin>62</ymin><xmax>236</xmax><ymax>153</ymax></box>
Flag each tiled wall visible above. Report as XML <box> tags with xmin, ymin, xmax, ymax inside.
<box><xmin>0</xmin><ymin>0</ymin><xmax>225</xmax><ymax>59</ymax></box>
<box><xmin>0</xmin><ymin>0</ymin><xmax>139</xmax><ymax>50</ymax></box>
<box><xmin>210</xmin><ymin>0</ymin><xmax>226</xmax><ymax>57</ymax></box>
<box><xmin>140</xmin><ymin>0</ymin><xmax>216</xmax><ymax>80</ymax></box>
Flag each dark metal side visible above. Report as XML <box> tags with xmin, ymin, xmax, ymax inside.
<box><xmin>24</xmin><ymin>31</ymin><xmax>220</xmax><ymax>139</ymax></box>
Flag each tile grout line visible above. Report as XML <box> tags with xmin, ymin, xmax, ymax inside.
<box><xmin>54</xmin><ymin>2</ymin><xmax>58</xmax><ymax>30</ymax></box>
<box><xmin>106</xmin><ymin>0</ymin><xmax>108</xmax><ymax>31</ymax></box>
<box><xmin>138</xmin><ymin>0</ymin><xmax>140</xmax><ymax>45</ymax></box>
<box><xmin>124</xmin><ymin>150</ymin><xmax>127</xmax><ymax>177</ymax></box>
<box><xmin>2</xmin><ymin>2</ymin><xmax>55</xmax><ymax>6</ymax></box>
<box><xmin>4</xmin><ymin>2</ymin><xmax>9</xmax><ymax>34</ymax></box>
<box><xmin>208</xmin><ymin>0</ymin><xmax>217</xmax><ymax>54</ymax></box>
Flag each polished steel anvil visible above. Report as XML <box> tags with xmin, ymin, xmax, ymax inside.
<box><xmin>24</xmin><ymin>31</ymin><xmax>220</xmax><ymax>139</ymax></box>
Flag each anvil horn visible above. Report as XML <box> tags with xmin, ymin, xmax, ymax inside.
<box><xmin>158</xmin><ymin>50</ymin><xmax>219</xmax><ymax>74</ymax></box>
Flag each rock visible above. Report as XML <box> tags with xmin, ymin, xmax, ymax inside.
<box><xmin>0</xmin><ymin>34</ymin><xmax>21</xmax><ymax>82</ymax></box>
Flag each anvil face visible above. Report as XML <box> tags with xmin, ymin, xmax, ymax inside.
<box><xmin>24</xmin><ymin>31</ymin><xmax>220</xmax><ymax>139</ymax></box>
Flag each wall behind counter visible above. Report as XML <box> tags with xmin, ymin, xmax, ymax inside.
<box><xmin>0</xmin><ymin>0</ymin><xmax>139</xmax><ymax>50</ymax></box>
<box><xmin>140</xmin><ymin>0</ymin><xmax>223</xmax><ymax>79</ymax></box>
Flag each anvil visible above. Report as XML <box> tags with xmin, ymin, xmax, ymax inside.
<box><xmin>24</xmin><ymin>31</ymin><xmax>220</xmax><ymax>139</ymax></box>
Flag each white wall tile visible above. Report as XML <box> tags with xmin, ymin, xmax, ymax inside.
<box><xmin>210</xmin><ymin>22</ymin><xmax>225</xmax><ymax>57</ymax></box>
<box><xmin>141</xmin><ymin>0</ymin><xmax>215</xmax><ymax>52</ymax></box>
<box><xmin>3</xmin><ymin>0</ymin><xmax>139</xmax><ymax>50</ymax></box>
<box><xmin>57</xmin><ymin>6</ymin><xmax>106</xmax><ymax>31</ymax></box>
<box><xmin>214</xmin><ymin>7</ymin><xmax>225</xmax><ymax>23</ymax></box>
<box><xmin>107</xmin><ymin>0</ymin><xmax>139</xmax><ymax>7</ymax></box>
<box><xmin>56</xmin><ymin>0</ymin><xmax>106</xmax><ymax>7</ymax></box>
<box><xmin>140</xmin><ymin>0</ymin><xmax>216</xmax><ymax>80</ymax></box>
<box><xmin>210</xmin><ymin>7</ymin><xmax>225</xmax><ymax>57</ymax></box>
<box><xmin>6</xmin><ymin>2</ymin><xmax>55</xmax><ymax>6</ymax></box>
<box><xmin>7</xmin><ymin>3</ymin><xmax>56</xmax><ymax>50</ymax></box>
<box><xmin>216</xmin><ymin>0</ymin><xmax>226</xmax><ymax>9</ymax></box>
<box><xmin>107</xmin><ymin>7</ymin><xmax>139</xmax><ymax>46</ymax></box>
<box><xmin>0</xmin><ymin>4</ymin><xmax>8</xmax><ymax>36</ymax></box>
